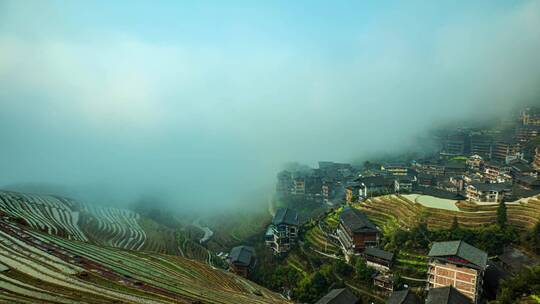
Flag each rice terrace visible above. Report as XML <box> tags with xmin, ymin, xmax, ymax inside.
<box><xmin>0</xmin><ymin>190</ymin><xmax>290</xmax><ymax>304</ymax></box>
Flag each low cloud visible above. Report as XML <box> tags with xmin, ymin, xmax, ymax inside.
<box><xmin>0</xmin><ymin>1</ymin><xmax>539</xmax><ymax>210</ymax></box>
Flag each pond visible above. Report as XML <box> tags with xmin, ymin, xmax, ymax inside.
<box><xmin>402</xmin><ymin>194</ymin><xmax>460</xmax><ymax>211</ymax></box>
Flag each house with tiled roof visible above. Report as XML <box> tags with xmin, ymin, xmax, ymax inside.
<box><xmin>465</xmin><ymin>182</ymin><xmax>512</xmax><ymax>203</ymax></box>
<box><xmin>336</xmin><ymin>208</ymin><xmax>378</xmax><ymax>258</ymax></box>
<box><xmin>315</xmin><ymin>288</ymin><xmax>359</xmax><ymax>304</ymax></box>
<box><xmin>386</xmin><ymin>289</ymin><xmax>421</xmax><ymax>304</ymax></box>
<box><xmin>364</xmin><ymin>247</ymin><xmax>394</xmax><ymax>271</ymax></box>
<box><xmin>427</xmin><ymin>241</ymin><xmax>487</xmax><ymax>303</ymax></box>
<box><xmin>426</xmin><ymin>286</ymin><xmax>472</xmax><ymax>304</ymax></box>
<box><xmin>356</xmin><ymin>176</ymin><xmax>397</xmax><ymax>198</ymax></box>
<box><xmin>227</xmin><ymin>246</ymin><xmax>255</xmax><ymax>278</ymax></box>
<box><xmin>265</xmin><ymin>208</ymin><xmax>299</xmax><ymax>255</ymax></box>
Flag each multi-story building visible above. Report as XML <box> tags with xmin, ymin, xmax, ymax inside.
<box><xmin>321</xmin><ymin>179</ymin><xmax>335</xmax><ymax>204</ymax></box>
<box><xmin>336</xmin><ymin>208</ymin><xmax>378</xmax><ymax>258</ymax></box>
<box><xmin>373</xmin><ymin>273</ymin><xmax>394</xmax><ymax>296</ymax></box>
<box><xmin>520</xmin><ymin>107</ymin><xmax>540</xmax><ymax>126</ymax></box>
<box><xmin>357</xmin><ymin>176</ymin><xmax>397</xmax><ymax>198</ymax></box>
<box><xmin>516</xmin><ymin>125</ymin><xmax>540</xmax><ymax>143</ymax></box>
<box><xmin>483</xmin><ymin>161</ymin><xmax>511</xmax><ymax>183</ymax></box>
<box><xmin>396</xmin><ymin>175</ymin><xmax>416</xmax><ymax>193</ymax></box>
<box><xmin>449</xmin><ymin>176</ymin><xmax>465</xmax><ymax>192</ymax></box>
<box><xmin>382</xmin><ymin>163</ymin><xmax>409</xmax><ymax>176</ymax></box>
<box><xmin>227</xmin><ymin>246</ymin><xmax>255</xmax><ymax>278</ymax></box>
<box><xmin>265</xmin><ymin>208</ymin><xmax>299</xmax><ymax>255</ymax></box>
<box><xmin>427</xmin><ymin>240</ymin><xmax>488</xmax><ymax>303</ymax></box>
<box><xmin>276</xmin><ymin>171</ymin><xmax>292</xmax><ymax>198</ymax></box>
<box><xmin>418</xmin><ymin>161</ymin><xmax>446</xmax><ymax>176</ymax></box>
<box><xmin>492</xmin><ymin>138</ymin><xmax>521</xmax><ymax>163</ymax></box>
<box><xmin>291</xmin><ymin>177</ymin><xmax>305</xmax><ymax>195</ymax></box>
<box><xmin>470</xmin><ymin>135</ymin><xmax>493</xmax><ymax>159</ymax></box>
<box><xmin>442</xmin><ymin>133</ymin><xmax>468</xmax><ymax>156</ymax></box>
<box><xmin>533</xmin><ymin>146</ymin><xmax>540</xmax><ymax>170</ymax></box>
<box><xmin>466</xmin><ymin>182</ymin><xmax>511</xmax><ymax>203</ymax></box>
<box><xmin>444</xmin><ymin>161</ymin><xmax>467</xmax><ymax>176</ymax></box>
<box><xmin>510</xmin><ymin>160</ymin><xmax>536</xmax><ymax>178</ymax></box>
<box><xmin>466</xmin><ymin>155</ymin><xmax>483</xmax><ymax>170</ymax></box>
<box><xmin>417</xmin><ymin>173</ymin><xmax>436</xmax><ymax>187</ymax></box>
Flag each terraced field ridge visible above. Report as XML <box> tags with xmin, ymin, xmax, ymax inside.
<box><xmin>0</xmin><ymin>219</ymin><xmax>290</xmax><ymax>304</ymax></box>
<box><xmin>356</xmin><ymin>194</ymin><xmax>540</xmax><ymax>230</ymax></box>
<box><xmin>0</xmin><ymin>190</ymin><xmax>215</xmax><ymax>262</ymax></box>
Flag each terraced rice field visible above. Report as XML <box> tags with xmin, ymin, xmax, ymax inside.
<box><xmin>393</xmin><ymin>251</ymin><xmax>428</xmax><ymax>281</ymax></box>
<box><xmin>0</xmin><ymin>190</ymin><xmax>149</xmax><ymax>251</ymax></box>
<box><xmin>0</xmin><ymin>191</ymin><xmax>87</xmax><ymax>242</ymax></box>
<box><xmin>285</xmin><ymin>253</ymin><xmax>309</xmax><ymax>277</ymax></box>
<box><xmin>0</xmin><ymin>220</ymin><xmax>290</xmax><ymax>304</ymax></box>
<box><xmin>81</xmin><ymin>204</ymin><xmax>146</xmax><ymax>251</ymax></box>
<box><xmin>357</xmin><ymin>194</ymin><xmax>540</xmax><ymax>230</ymax></box>
<box><xmin>304</xmin><ymin>226</ymin><xmax>340</xmax><ymax>255</ymax></box>
<box><xmin>0</xmin><ymin>190</ymin><xmax>228</xmax><ymax>270</ymax></box>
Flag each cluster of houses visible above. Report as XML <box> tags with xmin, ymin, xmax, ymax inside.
<box><xmin>227</xmin><ymin>195</ymin><xmax>534</xmax><ymax>302</ymax></box>
<box><xmin>277</xmin><ymin>107</ymin><xmax>540</xmax><ymax>207</ymax></box>
<box><xmin>276</xmin><ymin>162</ymin><xmax>359</xmax><ymax>205</ymax></box>
<box><xmin>305</xmin><ymin>203</ymin><xmax>496</xmax><ymax>304</ymax></box>
<box><xmin>224</xmin><ymin>208</ymin><xmax>300</xmax><ymax>278</ymax></box>
<box><xmin>226</xmin><ymin>107</ymin><xmax>540</xmax><ymax>300</ymax></box>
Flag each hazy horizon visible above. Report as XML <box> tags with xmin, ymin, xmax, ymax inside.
<box><xmin>1</xmin><ymin>1</ymin><xmax>540</xmax><ymax>211</ymax></box>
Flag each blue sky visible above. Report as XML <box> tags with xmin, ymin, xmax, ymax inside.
<box><xmin>0</xmin><ymin>1</ymin><xmax>539</xmax><ymax>210</ymax></box>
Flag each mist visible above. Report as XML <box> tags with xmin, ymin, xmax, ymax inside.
<box><xmin>1</xmin><ymin>1</ymin><xmax>540</xmax><ymax>211</ymax></box>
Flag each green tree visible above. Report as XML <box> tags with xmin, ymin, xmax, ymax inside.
<box><xmin>294</xmin><ymin>271</ymin><xmax>329</xmax><ymax>303</ymax></box>
<box><xmin>354</xmin><ymin>257</ymin><xmax>375</xmax><ymax>282</ymax></box>
<box><xmin>333</xmin><ymin>260</ymin><xmax>353</xmax><ymax>278</ymax></box>
<box><xmin>498</xmin><ymin>265</ymin><xmax>540</xmax><ymax>303</ymax></box>
<box><xmin>497</xmin><ymin>201</ymin><xmax>507</xmax><ymax>227</ymax></box>
<box><xmin>451</xmin><ymin>216</ymin><xmax>459</xmax><ymax>231</ymax></box>
<box><xmin>528</xmin><ymin>221</ymin><xmax>540</xmax><ymax>254</ymax></box>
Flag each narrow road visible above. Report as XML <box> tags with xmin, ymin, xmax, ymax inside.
<box><xmin>192</xmin><ymin>218</ymin><xmax>214</xmax><ymax>243</ymax></box>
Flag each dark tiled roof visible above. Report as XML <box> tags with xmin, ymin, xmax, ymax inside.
<box><xmin>315</xmin><ymin>288</ymin><xmax>359</xmax><ymax>304</ymax></box>
<box><xmin>358</xmin><ymin>176</ymin><xmax>395</xmax><ymax>187</ymax></box>
<box><xmin>429</xmin><ymin>240</ymin><xmax>488</xmax><ymax>270</ymax></box>
<box><xmin>418</xmin><ymin>173</ymin><xmax>435</xmax><ymax>179</ymax></box>
<box><xmin>484</xmin><ymin>160</ymin><xmax>504</xmax><ymax>168</ymax></box>
<box><xmin>365</xmin><ymin>247</ymin><xmax>394</xmax><ymax>262</ymax></box>
<box><xmin>229</xmin><ymin>246</ymin><xmax>255</xmax><ymax>267</ymax></box>
<box><xmin>515</xmin><ymin>175</ymin><xmax>540</xmax><ymax>186</ymax></box>
<box><xmin>498</xmin><ymin>247</ymin><xmax>538</xmax><ymax>272</ymax></box>
<box><xmin>470</xmin><ymin>182</ymin><xmax>511</xmax><ymax>192</ymax></box>
<box><xmin>398</xmin><ymin>175</ymin><xmax>415</xmax><ymax>183</ymax></box>
<box><xmin>426</xmin><ymin>286</ymin><xmax>472</xmax><ymax>304</ymax></box>
<box><xmin>386</xmin><ymin>289</ymin><xmax>422</xmax><ymax>304</ymax></box>
<box><xmin>511</xmin><ymin>161</ymin><xmax>534</xmax><ymax>173</ymax></box>
<box><xmin>339</xmin><ymin>208</ymin><xmax>378</xmax><ymax>233</ymax></box>
<box><xmin>272</xmin><ymin>208</ymin><xmax>299</xmax><ymax>226</ymax></box>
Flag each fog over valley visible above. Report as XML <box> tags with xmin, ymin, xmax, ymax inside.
<box><xmin>1</xmin><ymin>0</ymin><xmax>540</xmax><ymax>211</ymax></box>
